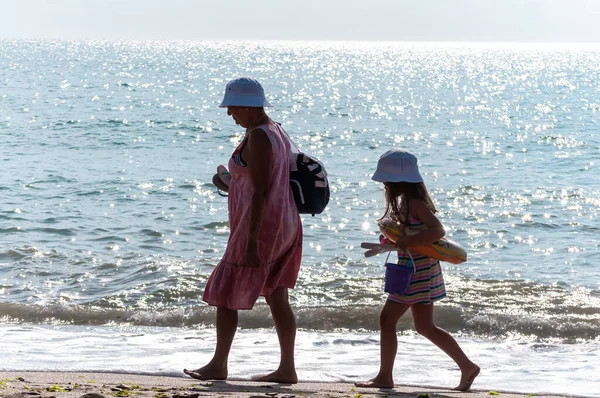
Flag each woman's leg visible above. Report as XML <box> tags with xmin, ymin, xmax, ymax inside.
<box><xmin>355</xmin><ymin>300</ymin><xmax>411</xmax><ymax>388</ymax></box>
<box><xmin>411</xmin><ymin>303</ymin><xmax>480</xmax><ymax>391</ymax></box>
<box><xmin>184</xmin><ymin>306</ymin><xmax>238</xmax><ymax>380</ymax></box>
<box><xmin>253</xmin><ymin>287</ymin><xmax>298</xmax><ymax>383</ymax></box>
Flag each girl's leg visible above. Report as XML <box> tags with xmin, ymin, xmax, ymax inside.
<box><xmin>184</xmin><ymin>306</ymin><xmax>238</xmax><ymax>380</ymax></box>
<box><xmin>253</xmin><ymin>287</ymin><xmax>298</xmax><ymax>383</ymax></box>
<box><xmin>355</xmin><ymin>300</ymin><xmax>411</xmax><ymax>388</ymax></box>
<box><xmin>411</xmin><ymin>303</ymin><xmax>480</xmax><ymax>391</ymax></box>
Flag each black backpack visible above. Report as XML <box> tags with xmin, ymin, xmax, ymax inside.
<box><xmin>280</xmin><ymin>125</ymin><xmax>330</xmax><ymax>216</ymax></box>
<box><xmin>290</xmin><ymin>152</ymin><xmax>330</xmax><ymax>216</ymax></box>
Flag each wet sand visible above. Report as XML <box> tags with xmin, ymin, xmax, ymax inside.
<box><xmin>0</xmin><ymin>372</ymin><xmax>592</xmax><ymax>398</ymax></box>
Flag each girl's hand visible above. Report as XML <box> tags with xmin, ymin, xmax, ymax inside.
<box><xmin>379</xmin><ymin>234</ymin><xmax>390</xmax><ymax>244</ymax></box>
<box><xmin>245</xmin><ymin>239</ymin><xmax>261</xmax><ymax>268</ymax></box>
<box><xmin>361</xmin><ymin>242</ymin><xmax>396</xmax><ymax>257</ymax></box>
<box><xmin>394</xmin><ymin>236</ymin><xmax>409</xmax><ymax>250</ymax></box>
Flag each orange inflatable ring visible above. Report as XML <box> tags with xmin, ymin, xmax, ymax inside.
<box><xmin>378</xmin><ymin>218</ymin><xmax>467</xmax><ymax>264</ymax></box>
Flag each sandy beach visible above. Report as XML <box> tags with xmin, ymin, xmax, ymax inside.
<box><xmin>0</xmin><ymin>372</ymin><xmax>594</xmax><ymax>398</ymax></box>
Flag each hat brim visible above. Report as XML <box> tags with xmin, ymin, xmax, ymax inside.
<box><xmin>219</xmin><ymin>98</ymin><xmax>272</xmax><ymax>108</ymax></box>
<box><xmin>372</xmin><ymin>170</ymin><xmax>423</xmax><ymax>183</ymax></box>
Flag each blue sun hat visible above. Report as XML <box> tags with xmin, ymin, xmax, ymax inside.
<box><xmin>372</xmin><ymin>149</ymin><xmax>424</xmax><ymax>183</ymax></box>
<box><xmin>219</xmin><ymin>77</ymin><xmax>272</xmax><ymax>108</ymax></box>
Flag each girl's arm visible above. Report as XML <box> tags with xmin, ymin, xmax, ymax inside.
<box><xmin>395</xmin><ymin>199</ymin><xmax>445</xmax><ymax>249</ymax></box>
<box><xmin>243</xmin><ymin>128</ymin><xmax>273</xmax><ymax>267</ymax></box>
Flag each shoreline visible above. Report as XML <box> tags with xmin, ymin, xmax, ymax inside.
<box><xmin>0</xmin><ymin>372</ymin><xmax>595</xmax><ymax>398</ymax></box>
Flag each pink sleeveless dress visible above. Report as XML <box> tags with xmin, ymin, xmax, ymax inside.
<box><xmin>202</xmin><ymin>120</ymin><xmax>303</xmax><ymax>310</ymax></box>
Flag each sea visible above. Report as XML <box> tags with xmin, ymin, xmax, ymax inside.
<box><xmin>0</xmin><ymin>40</ymin><xmax>599</xmax><ymax>396</ymax></box>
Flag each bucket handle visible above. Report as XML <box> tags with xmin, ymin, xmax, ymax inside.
<box><xmin>385</xmin><ymin>249</ymin><xmax>416</xmax><ymax>273</ymax></box>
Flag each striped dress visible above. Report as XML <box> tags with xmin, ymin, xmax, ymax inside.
<box><xmin>387</xmin><ymin>214</ymin><xmax>447</xmax><ymax>305</ymax></box>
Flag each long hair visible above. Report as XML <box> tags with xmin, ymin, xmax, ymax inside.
<box><xmin>380</xmin><ymin>181</ymin><xmax>437</xmax><ymax>224</ymax></box>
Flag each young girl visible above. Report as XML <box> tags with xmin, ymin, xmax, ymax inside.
<box><xmin>357</xmin><ymin>149</ymin><xmax>480</xmax><ymax>391</ymax></box>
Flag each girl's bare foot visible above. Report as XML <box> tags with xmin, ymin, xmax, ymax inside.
<box><xmin>453</xmin><ymin>364</ymin><xmax>480</xmax><ymax>391</ymax></box>
<box><xmin>354</xmin><ymin>375</ymin><xmax>394</xmax><ymax>389</ymax></box>
<box><xmin>252</xmin><ymin>368</ymin><xmax>298</xmax><ymax>384</ymax></box>
<box><xmin>183</xmin><ymin>364</ymin><xmax>227</xmax><ymax>381</ymax></box>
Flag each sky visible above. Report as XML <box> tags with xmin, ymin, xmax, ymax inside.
<box><xmin>1</xmin><ymin>0</ymin><xmax>600</xmax><ymax>42</ymax></box>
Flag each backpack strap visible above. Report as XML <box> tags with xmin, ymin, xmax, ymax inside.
<box><xmin>276</xmin><ymin>122</ymin><xmax>302</xmax><ymax>172</ymax></box>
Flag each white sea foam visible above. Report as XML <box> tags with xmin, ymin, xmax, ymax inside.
<box><xmin>1</xmin><ymin>324</ymin><xmax>598</xmax><ymax>396</ymax></box>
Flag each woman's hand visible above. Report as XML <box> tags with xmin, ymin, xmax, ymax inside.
<box><xmin>212</xmin><ymin>173</ymin><xmax>229</xmax><ymax>192</ymax></box>
<box><xmin>217</xmin><ymin>165</ymin><xmax>231</xmax><ymax>185</ymax></box>
<box><xmin>245</xmin><ymin>239</ymin><xmax>261</xmax><ymax>267</ymax></box>
<box><xmin>213</xmin><ymin>165</ymin><xmax>231</xmax><ymax>193</ymax></box>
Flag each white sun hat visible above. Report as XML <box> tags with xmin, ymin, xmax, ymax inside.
<box><xmin>371</xmin><ymin>149</ymin><xmax>424</xmax><ymax>183</ymax></box>
<box><xmin>219</xmin><ymin>77</ymin><xmax>272</xmax><ymax>108</ymax></box>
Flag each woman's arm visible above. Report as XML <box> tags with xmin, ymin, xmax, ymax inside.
<box><xmin>243</xmin><ymin>128</ymin><xmax>273</xmax><ymax>267</ymax></box>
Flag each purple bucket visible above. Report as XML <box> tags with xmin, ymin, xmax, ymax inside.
<box><xmin>384</xmin><ymin>262</ymin><xmax>414</xmax><ymax>295</ymax></box>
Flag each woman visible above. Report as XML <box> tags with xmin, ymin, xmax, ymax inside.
<box><xmin>184</xmin><ymin>77</ymin><xmax>303</xmax><ymax>384</ymax></box>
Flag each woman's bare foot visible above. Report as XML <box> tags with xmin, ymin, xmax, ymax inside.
<box><xmin>354</xmin><ymin>375</ymin><xmax>394</xmax><ymax>389</ymax></box>
<box><xmin>183</xmin><ymin>364</ymin><xmax>227</xmax><ymax>381</ymax></box>
<box><xmin>453</xmin><ymin>364</ymin><xmax>480</xmax><ymax>391</ymax></box>
<box><xmin>252</xmin><ymin>368</ymin><xmax>298</xmax><ymax>384</ymax></box>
